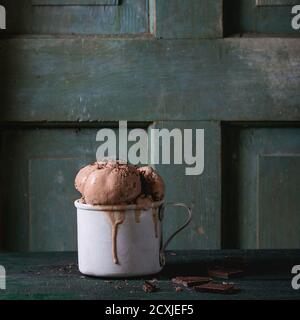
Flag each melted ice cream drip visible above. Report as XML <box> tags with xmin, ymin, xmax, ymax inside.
<box><xmin>105</xmin><ymin>211</ymin><xmax>126</xmax><ymax>264</ymax></box>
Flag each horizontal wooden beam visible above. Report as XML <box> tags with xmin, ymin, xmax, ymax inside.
<box><xmin>0</xmin><ymin>0</ymin><xmax>147</xmax><ymax>35</ymax></box>
<box><xmin>32</xmin><ymin>0</ymin><xmax>119</xmax><ymax>5</ymax></box>
<box><xmin>0</xmin><ymin>37</ymin><xmax>299</xmax><ymax>122</ymax></box>
<box><xmin>256</xmin><ymin>0</ymin><xmax>299</xmax><ymax>6</ymax></box>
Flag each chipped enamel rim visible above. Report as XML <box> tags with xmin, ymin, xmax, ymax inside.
<box><xmin>74</xmin><ymin>199</ymin><xmax>164</xmax><ymax>212</ymax></box>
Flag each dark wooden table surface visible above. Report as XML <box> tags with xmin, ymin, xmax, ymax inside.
<box><xmin>0</xmin><ymin>250</ymin><xmax>299</xmax><ymax>300</ymax></box>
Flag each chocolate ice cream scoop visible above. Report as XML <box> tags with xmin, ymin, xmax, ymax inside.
<box><xmin>77</xmin><ymin>160</ymin><xmax>142</xmax><ymax>205</ymax></box>
<box><xmin>75</xmin><ymin>162</ymin><xmax>99</xmax><ymax>194</ymax></box>
<box><xmin>138</xmin><ymin>166</ymin><xmax>165</xmax><ymax>201</ymax></box>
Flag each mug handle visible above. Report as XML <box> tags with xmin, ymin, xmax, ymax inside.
<box><xmin>159</xmin><ymin>203</ymin><xmax>192</xmax><ymax>266</ymax></box>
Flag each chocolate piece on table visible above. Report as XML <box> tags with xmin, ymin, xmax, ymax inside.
<box><xmin>194</xmin><ymin>282</ymin><xmax>239</xmax><ymax>294</ymax></box>
<box><xmin>143</xmin><ymin>281</ymin><xmax>157</xmax><ymax>293</ymax></box>
<box><xmin>208</xmin><ymin>268</ymin><xmax>244</xmax><ymax>279</ymax></box>
<box><xmin>172</xmin><ymin>277</ymin><xmax>212</xmax><ymax>287</ymax></box>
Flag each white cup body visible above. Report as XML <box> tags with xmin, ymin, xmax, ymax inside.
<box><xmin>75</xmin><ymin>200</ymin><xmax>164</xmax><ymax>277</ymax></box>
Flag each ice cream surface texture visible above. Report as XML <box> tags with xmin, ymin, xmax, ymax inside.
<box><xmin>75</xmin><ymin>162</ymin><xmax>99</xmax><ymax>194</ymax></box>
<box><xmin>75</xmin><ymin>161</ymin><xmax>142</xmax><ymax>205</ymax></box>
<box><xmin>137</xmin><ymin>166</ymin><xmax>165</xmax><ymax>201</ymax></box>
<box><xmin>75</xmin><ymin>161</ymin><xmax>165</xmax><ymax>205</ymax></box>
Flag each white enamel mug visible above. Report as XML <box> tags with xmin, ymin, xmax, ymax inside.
<box><xmin>75</xmin><ymin>200</ymin><xmax>192</xmax><ymax>278</ymax></box>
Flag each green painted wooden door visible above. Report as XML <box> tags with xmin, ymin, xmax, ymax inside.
<box><xmin>0</xmin><ymin>1</ymin><xmax>299</xmax><ymax>252</ymax></box>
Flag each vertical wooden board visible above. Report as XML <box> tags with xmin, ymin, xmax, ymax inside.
<box><xmin>222</xmin><ymin>126</ymin><xmax>300</xmax><ymax>249</ymax></box>
<box><xmin>154</xmin><ymin>0</ymin><xmax>223</xmax><ymax>39</ymax></box>
<box><xmin>29</xmin><ymin>159</ymin><xmax>80</xmax><ymax>252</ymax></box>
<box><xmin>0</xmin><ymin>130</ymin><xmax>31</xmax><ymax>251</ymax></box>
<box><xmin>259</xmin><ymin>156</ymin><xmax>300</xmax><ymax>249</ymax></box>
<box><xmin>1</xmin><ymin>0</ymin><xmax>148</xmax><ymax>35</ymax></box>
<box><xmin>149</xmin><ymin>0</ymin><xmax>156</xmax><ymax>35</ymax></box>
<box><xmin>150</xmin><ymin>121</ymin><xmax>221</xmax><ymax>250</ymax></box>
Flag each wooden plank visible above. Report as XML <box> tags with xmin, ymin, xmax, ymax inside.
<box><xmin>29</xmin><ymin>158</ymin><xmax>79</xmax><ymax>251</ymax></box>
<box><xmin>0</xmin><ymin>0</ymin><xmax>147</xmax><ymax>35</ymax></box>
<box><xmin>0</xmin><ymin>38</ymin><xmax>300</xmax><ymax>122</ymax></box>
<box><xmin>154</xmin><ymin>0</ymin><xmax>223</xmax><ymax>39</ymax></box>
<box><xmin>151</xmin><ymin>121</ymin><xmax>221</xmax><ymax>250</ymax></box>
<box><xmin>258</xmin><ymin>156</ymin><xmax>300</xmax><ymax>249</ymax></box>
<box><xmin>0</xmin><ymin>251</ymin><xmax>300</xmax><ymax>300</ymax></box>
<box><xmin>256</xmin><ymin>0</ymin><xmax>299</xmax><ymax>6</ymax></box>
<box><xmin>32</xmin><ymin>0</ymin><xmax>119</xmax><ymax>5</ymax></box>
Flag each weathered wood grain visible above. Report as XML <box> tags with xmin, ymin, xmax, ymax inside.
<box><xmin>151</xmin><ymin>121</ymin><xmax>221</xmax><ymax>250</ymax></box>
<box><xmin>0</xmin><ymin>251</ymin><xmax>300</xmax><ymax>300</ymax></box>
<box><xmin>222</xmin><ymin>126</ymin><xmax>300</xmax><ymax>249</ymax></box>
<box><xmin>154</xmin><ymin>0</ymin><xmax>223</xmax><ymax>39</ymax></box>
<box><xmin>0</xmin><ymin>38</ymin><xmax>299</xmax><ymax>122</ymax></box>
<box><xmin>0</xmin><ymin>0</ymin><xmax>148</xmax><ymax>35</ymax></box>
<box><xmin>259</xmin><ymin>155</ymin><xmax>300</xmax><ymax>248</ymax></box>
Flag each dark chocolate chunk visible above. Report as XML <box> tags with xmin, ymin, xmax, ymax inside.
<box><xmin>172</xmin><ymin>276</ymin><xmax>212</xmax><ymax>287</ymax></box>
<box><xmin>208</xmin><ymin>268</ymin><xmax>244</xmax><ymax>279</ymax></box>
<box><xmin>194</xmin><ymin>282</ymin><xmax>239</xmax><ymax>294</ymax></box>
<box><xmin>143</xmin><ymin>281</ymin><xmax>157</xmax><ymax>293</ymax></box>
